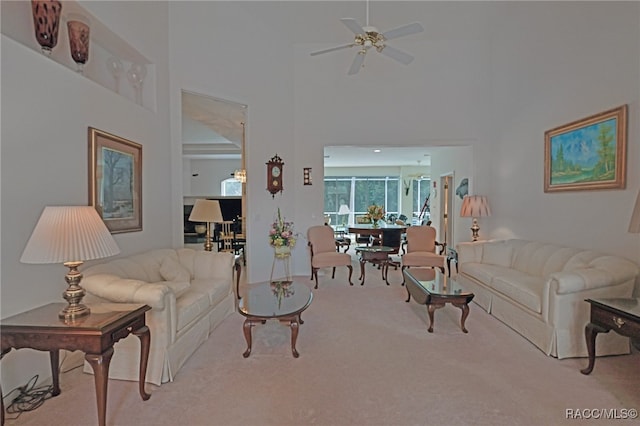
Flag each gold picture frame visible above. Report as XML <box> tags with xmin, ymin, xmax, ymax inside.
<box><xmin>544</xmin><ymin>105</ymin><xmax>627</xmax><ymax>192</ymax></box>
<box><xmin>89</xmin><ymin>127</ymin><xmax>142</xmax><ymax>233</ymax></box>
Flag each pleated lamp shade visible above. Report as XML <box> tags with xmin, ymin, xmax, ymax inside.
<box><xmin>21</xmin><ymin>206</ymin><xmax>120</xmax><ymax>264</ymax></box>
<box><xmin>460</xmin><ymin>196</ymin><xmax>492</xmax><ymax>218</ymax></box>
<box><xmin>189</xmin><ymin>199</ymin><xmax>223</xmax><ymax>223</ymax></box>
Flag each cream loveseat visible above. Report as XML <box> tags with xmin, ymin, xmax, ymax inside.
<box><xmin>456</xmin><ymin>239</ymin><xmax>638</xmax><ymax>359</ymax></box>
<box><xmin>82</xmin><ymin>248</ymin><xmax>236</xmax><ymax>385</ymax></box>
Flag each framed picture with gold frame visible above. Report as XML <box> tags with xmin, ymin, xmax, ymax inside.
<box><xmin>88</xmin><ymin>127</ymin><xmax>142</xmax><ymax>233</ymax></box>
<box><xmin>544</xmin><ymin>105</ymin><xmax>627</xmax><ymax>192</ymax></box>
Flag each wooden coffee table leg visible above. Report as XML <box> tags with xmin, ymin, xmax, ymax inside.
<box><xmin>359</xmin><ymin>260</ymin><xmax>366</xmax><ymax>285</ymax></box>
<box><xmin>85</xmin><ymin>347</ymin><xmax>114</xmax><ymax>426</ymax></box>
<box><xmin>453</xmin><ymin>301</ymin><xmax>470</xmax><ymax>333</ymax></box>
<box><xmin>426</xmin><ymin>303</ymin><xmax>444</xmax><ymax>333</ymax></box>
<box><xmin>242</xmin><ymin>319</ymin><xmax>254</xmax><ymax>358</ymax></box>
<box><xmin>290</xmin><ymin>319</ymin><xmax>300</xmax><ymax>358</ymax></box>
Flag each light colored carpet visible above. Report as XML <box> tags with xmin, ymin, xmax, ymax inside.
<box><xmin>5</xmin><ymin>262</ymin><xmax>639</xmax><ymax>426</ymax></box>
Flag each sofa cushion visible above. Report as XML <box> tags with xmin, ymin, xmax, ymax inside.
<box><xmin>164</xmin><ymin>280</ymin><xmax>191</xmax><ymax>298</ymax></box>
<box><xmin>482</xmin><ymin>242</ymin><xmax>513</xmax><ymax>267</ymax></box>
<box><xmin>491</xmin><ymin>273</ymin><xmax>544</xmax><ymax>313</ymax></box>
<box><xmin>175</xmin><ymin>289</ymin><xmax>210</xmax><ymax>332</ymax></box>
<box><xmin>160</xmin><ymin>256</ymin><xmax>191</xmax><ymax>282</ymax></box>
<box><xmin>190</xmin><ymin>279</ymin><xmax>231</xmax><ymax>307</ymax></box>
<box><xmin>460</xmin><ymin>263</ymin><xmax>510</xmax><ymax>286</ymax></box>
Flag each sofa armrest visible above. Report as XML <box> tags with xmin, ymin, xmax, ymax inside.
<box><xmin>549</xmin><ymin>255</ymin><xmax>638</xmax><ymax>294</ymax></box>
<box><xmin>456</xmin><ymin>242</ymin><xmax>483</xmax><ymax>264</ymax></box>
<box><xmin>83</xmin><ymin>274</ymin><xmax>173</xmax><ymax>310</ymax></box>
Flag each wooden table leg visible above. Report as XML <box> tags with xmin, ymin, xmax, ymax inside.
<box><xmin>426</xmin><ymin>303</ymin><xmax>444</xmax><ymax>333</ymax></box>
<box><xmin>132</xmin><ymin>326</ymin><xmax>151</xmax><ymax>400</ymax></box>
<box><xmin>1</xmin><ymin>348</ymin><xmax>11</xmax><ymax>426</ymax></box>
<box><xmin>234</xmin><ymin>260</ymin><xmax>242</xmax><ymax>299</ymax></box>
<box><xmin>242</xmin><ymin>319</ymin><xmax>255</xmax><ymax>358</ymax></box>
<box><xmin>49</xmin><ymin>350</ymin><xmax>61</xmax><ymax>396</ymax></box>
<box><xmin>452</xmin><ymin>301</ymin><xmax>470</xmax><ymax>333</ymax></box>
<box><xmin>581</xmin><ymin>323</ymin><xmax>608</xmax><ymax>375</ymax></box>
<box><xmin>85</xmin><ymin>347</ymin><xmax>114</xmax><ymax>426</ymax></box>
<box><xmin>359</xmin><ymin>260</ymin><xmax>366</xmax><ymax>285</ymax></box>
<box><xmin>290</xmin><ymin>319</ymin><xmax>300</xmax><ymax>358</ymax></box>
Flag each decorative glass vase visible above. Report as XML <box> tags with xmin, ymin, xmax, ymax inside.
<box><xmin>31</xmin><ymin>0</ymin><xmax>62</xmax><ymax>55</ymax></box>
<box><xmin>372</xmin><ymin>219</ymin><xmax>380</xmax><ymax>228</ymax></box>
<box><xmin>67</xmin><ymin>15</ymin><xmax>90</xmax><ymax>74</ymax></box>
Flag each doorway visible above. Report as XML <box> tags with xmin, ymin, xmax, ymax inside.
<box><xmin>181</xmin><ymin>90</ymin><xmax>247</xmax><ymax>249</ymax></box>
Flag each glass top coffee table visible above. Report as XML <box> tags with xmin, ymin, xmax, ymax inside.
<box><xmin>238</xmin><ymin>280</ymin><xmax>313</xmax><ymax>358</ymax></box>
<box><xmin>403</xmin><ymin>268</ymin><xmax>474</xmax><ymax>333</ymax></box>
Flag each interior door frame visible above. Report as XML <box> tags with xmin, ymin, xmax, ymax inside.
<box><xmin>440</xmin><ymin>172</ymin><xmax>454</xmax><ymax>249</ymax></box>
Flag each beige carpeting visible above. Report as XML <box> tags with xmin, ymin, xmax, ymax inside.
<box><xmin>5</xmin><ymin>259</ymin><xmax>639</xmax><ymax>426</ymax></box>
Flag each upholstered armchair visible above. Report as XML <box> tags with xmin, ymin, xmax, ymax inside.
<box><xmin>307</xmin><ymin>225</ymin><xmax>353</xmax><ymax>289</ymax></box>
<box><xmin>401</xmin><ymin>225</ymin><xmax>445</xmax><ymax>284</ymax></box>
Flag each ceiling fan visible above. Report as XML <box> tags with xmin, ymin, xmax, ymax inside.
<box><xmin>310</xmin><ymin>1</ymin><xmax>424</xmax><ymax>75</ymax></box>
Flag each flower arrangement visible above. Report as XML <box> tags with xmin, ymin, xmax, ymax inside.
<box><xmin>269</xmin><ymin>208</ymin><xmax>297</xmax><ymax>248</ymax></box>
<box><xmin>366</xmin><ymin>204</ymin><xmax>385</xmax><ymax>221</ymax></box>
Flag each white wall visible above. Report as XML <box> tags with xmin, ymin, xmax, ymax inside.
<box><xmin>485</xmin><ymin>2</ymin><xmax>640</xmax><ymax>293</ymax></box>
<box><xmin>168</xmin><ymin>1</ymin><xmax>638</xmax><ymax>288</ymax></box>
<box><xmin>1</xmin><ymin>1</ymin><xmax>171</xmax><ymax>395</ymax></box>
<box><xmin>183</xmin><ymin>158</ymin><xmax>241</xmax><ymax>196</ymax></box>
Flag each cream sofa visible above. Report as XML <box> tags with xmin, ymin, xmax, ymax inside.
<box><xmin>456</xmin><ymin>239</ymin><xmax>638</xmax><ymax>359</ymax></box>
<box><xmin>82</xmin><ymin>248</ymin><xmax>236</xmax><ymax>385</ymax></box>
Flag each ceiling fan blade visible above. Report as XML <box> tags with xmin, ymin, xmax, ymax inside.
<box><xmin>310</xmin><ymin>43</ymin><xmax>354</xmax><ymax>56</ymax></box>
<box><xmin>379</xmin><ymin>45</ymin><xmax>414</xmax><ymax>65</ymax></box>
<box><xmin>382</xmin><ymin>22</ymin><xmax>424</xmax><ymax>41</ymax></box>
<box><xmin>348</xmin><ymin>51</ymin><xmax>366</xmax><ymax>75</ymax></box>
<box><xmin>341</xmin><ymin>18</ymin><xmax>366</xmax><ymax>35</ymax></box>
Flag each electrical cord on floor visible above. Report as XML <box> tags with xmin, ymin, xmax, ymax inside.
<box><xmin>3</xmin><ymin>375</ymin><xmax>53</xmax><ymax>421</ymax></box>
<box><xmin>1</xmin><ymin>350</ymin><xmax>84</xmax><ymax>420</ymax></box>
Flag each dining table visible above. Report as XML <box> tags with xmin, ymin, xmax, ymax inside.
<box><xmin>348</xmin><ymin>223</ymin><xmax>407</xmax><ymax>239</ymax></box>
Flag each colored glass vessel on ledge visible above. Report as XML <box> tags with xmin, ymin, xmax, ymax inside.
<box><xmin>31</xmin><ymin>0</ymin><xmax>62</xmax><ymax>55</ymax></box>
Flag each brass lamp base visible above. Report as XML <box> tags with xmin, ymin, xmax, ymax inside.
<box><xmin>470</xmin><ymin>218</ymin><xmax>480</xmax><ymax>242</ymax></box>
<box><xmin>203</xmin><ymin>223</ymin><xmax>213</xmax><ymax>251</ymax></box>
<box><xmin>59</xmin><ymin>261</ymin><xmax>91</xmax><ymax>320</ymax></box>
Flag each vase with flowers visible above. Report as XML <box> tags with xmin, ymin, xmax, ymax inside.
<box><xmin>269</xmin><ymin>208</ymin><xmax>297</xmax><ymax>258</ymax></box>
<box><xmin>366</xmin><ymin>204</ymin><xmax>385</xmax><ymax>228</ymax></box>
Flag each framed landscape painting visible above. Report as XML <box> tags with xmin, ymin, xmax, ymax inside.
<box><xmin>89</xmin><ymin>127</ymin><xmax>142</xmax><ymax>233</ymax></box>
<box><xmin>544</xmin><ymin>105</ymin><xmax>627</xmax><ymax>192</ymax></box>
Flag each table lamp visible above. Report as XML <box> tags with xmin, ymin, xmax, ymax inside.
<box><xmin>338</xmin><ymin>204</ymin><xmax>350</xmax><ymax>226</ymax></box>
<box><xmin>189</xmin><ymin>199</ymin><xmax>223</xmax><ymax>251</ymax></box>
<box><xmin>460</xmin><ymin>195</ymin><xmax>491</xmax><ymax>241</ymax></box>
<box><xmin>20</xmin><ymin>206</ymin><xmax>120</xmax><ymax>320</ymax></box>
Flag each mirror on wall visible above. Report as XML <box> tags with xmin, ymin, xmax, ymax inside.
<box><xmin>181</xmin><ymin>90</ymin><xmax>247</xmax><ymax>247</ymax></box>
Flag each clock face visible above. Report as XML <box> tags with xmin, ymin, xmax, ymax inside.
<box><xmin>272</xmin><ymin>166</ymin><xmax>281</xmax><ymax>177</ymax></box>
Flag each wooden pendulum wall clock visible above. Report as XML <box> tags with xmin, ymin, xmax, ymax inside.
<box><xmin>266</xmin><ymin>154</ymin><xmax>284</xmax><ymax>198</ymax></box>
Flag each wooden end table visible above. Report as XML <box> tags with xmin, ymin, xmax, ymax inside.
<box><xmin>355</xmin><ymin>245</ymin><xmax>395</xmax><ymax>286</ymax></box>
<box><xmin>1</xmin><ymin>303</ymin><xmax>151</xmax><ymax>426</ymax></box>
<box><xmin>581</xmin><ymin>298</ymin><xmax>640</xmax><ymax>375</ymax></box>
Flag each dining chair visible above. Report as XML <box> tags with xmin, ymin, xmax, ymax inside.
<box><xmin>307</xmin><ymin>225</ymin><xmax>353</xmax><ymax>289</ymax></box>
<box><xmin>400</xmin><ymin>225</ymin><xmax>445</xmax><ymax>284</ymax></box>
